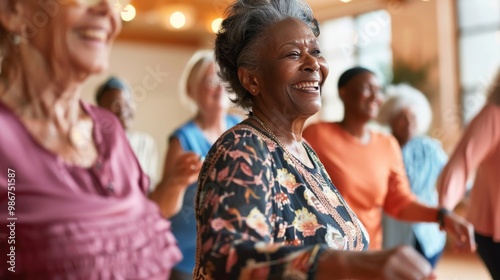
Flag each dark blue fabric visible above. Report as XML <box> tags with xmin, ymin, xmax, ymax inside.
<box><xmin>475</xmin><ymin>232</ymin><xmax>500</xmax><ymax>279</ymax></box>
<box><xmin>414</xmin><ymin>238</ymin><xmax>443</xmax><ymax>268</ymax></box>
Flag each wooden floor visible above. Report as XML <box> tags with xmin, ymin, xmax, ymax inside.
<box><xmin>435</xmin><ymin>251</ymin><xmax>491</xmax><ymax>280</ymax></box>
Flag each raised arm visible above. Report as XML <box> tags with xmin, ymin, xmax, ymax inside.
<box><xmin>383</xmin><ymin>137</ymin><xmax>475</xmax><ymax>252</ymax></box>
<box><xmin>149</xmin><ymin>137</ymin><xmax>201</xmax><ymax>218</ymax></box>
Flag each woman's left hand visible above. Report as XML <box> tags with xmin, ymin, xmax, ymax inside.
<box><xmin>442</xmin><ymin>212</ymin><xmax>476</xmax><ymax>253</ymax></box>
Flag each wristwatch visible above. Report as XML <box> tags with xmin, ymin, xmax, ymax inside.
<box><xmin>437</xmin><ymin>207</ymin><xmax>451</xmax><ymax>227</ymax></box>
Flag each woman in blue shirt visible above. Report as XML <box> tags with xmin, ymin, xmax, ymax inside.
<box><xmin>378</xmin><ymin>84</ymin><xmax>448</xmax><ymax>267</ymax></box>
<box><xmin>152</xmin><ymin>50</ymin><xmax>240</xmax><ymax>280</ymax></box>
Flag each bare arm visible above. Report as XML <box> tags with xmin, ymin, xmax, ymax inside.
<box><xmin>395</xmin><ymin>201</ymin><xmax>475</xmax><ymax>253</ymax></box>
<box><xmin>149</xmin><ymin>137</ymin><xmax>202</xmax><ymax>218</ymax></box>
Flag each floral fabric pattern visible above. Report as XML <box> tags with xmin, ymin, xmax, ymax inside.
<box><xmin>194</xmin><ymin>124</ymin><xmax>369</xmax><ymax>279</ymax></box>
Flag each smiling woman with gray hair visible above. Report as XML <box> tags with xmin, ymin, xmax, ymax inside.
<box><xmin>377</xmin><ymin>84</ymin><xmax>448</xmax><ymax>268</ymax></box>
<box><xmin>190</xmin><ymin>0</ymin><xmax>473</xmax><ymax>279</ymax></box>
<box><xmin>0</xmin><ymin>0</ymin><xmax>180</xmax><ymax>278</ymax></box>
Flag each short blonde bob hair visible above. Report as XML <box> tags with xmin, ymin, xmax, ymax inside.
<box><xmin>178</xmin><ymin>49</ymin><xmax>216</xmax><ymax>112</ymax></box>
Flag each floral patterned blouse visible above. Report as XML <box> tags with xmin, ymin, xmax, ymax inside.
<box><xmin>194</xmin><ymin>123</ymin><xmax>369</xmax><ymax>279</ymax></box>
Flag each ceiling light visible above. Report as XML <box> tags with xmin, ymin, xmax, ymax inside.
<box><xmin>170</xmin><ymin>11</ymin><xmax>186</xmax><ymax>29</ymax></box>
<box><xmin>211</xmin><ymin>18</ymin><xmax>223</xmax><ymax>33</ymax></box>
<box><xmin>121</xmin><ymin>4</ymin><xmax>136</xmax><ymax>22</ymax></box>
<box><xmin>340</xmin><ymin>0</ymin><xmax>351</xmax><ymax>2</ymax></box>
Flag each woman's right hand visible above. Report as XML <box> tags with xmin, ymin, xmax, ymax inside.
<box><xmin>376</xmin><ymin>246</ymin><xmax>436</xmax><ymax>280</ymax></box>
<box><xmin>166</xmin><ymin>152</ymin><xmax>203</xmax><ymax>188</ymax></box>
<box><xmin>150</xmin><ymin>151</ymin><xmax>203</xmax><ymax>218</ymax></box>
<box><xmin>317</xmin><ymin>245</ymin><xmax>436</xmax><ymax>280</ymax></box>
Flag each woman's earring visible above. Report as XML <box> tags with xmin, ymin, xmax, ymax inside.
<box><xmin>11</xmin><ymin>34</ymin><xmax>21</xmax><ymax>45</ymax></box>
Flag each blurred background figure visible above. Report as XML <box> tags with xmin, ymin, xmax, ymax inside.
<box><xmin>152</xmin><ymin>50</ymin><xmax>240</xmax><ymax>280</ymax></box>
<box><xmin>377</xmin><ymin>84</ymin><xmax>447</xmax><ymax>268</ymax></box>
<box><xmin>0</xmin><ymin>0</ymin><xmax>181</xmax><ymax>279</ymax></box>
<box><xmin>96</xmin><ymin>76</ymin><xmax>159</xmax><ymax>191</ymax></box>
<box><xmin>438</xmin><ymin>68</ymin><xmax>500</xmax><ymax>279</ymax></box>
<box><xmin>303</xmin><ymin>66</ymin><xmax>474</xmax><ymax>252</ymax></box>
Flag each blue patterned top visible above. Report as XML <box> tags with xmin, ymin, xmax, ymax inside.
<box><xmin>382</xmin><ymin>136</ymin><xmax>448</xmax><ymax>258</ymax></box>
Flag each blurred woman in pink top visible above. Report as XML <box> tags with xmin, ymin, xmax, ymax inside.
<box><xmin>438</xmin><ymin>68</ymin><xmax>500</xmax><ymax>279</ymax></box>
<box><xmin>0</xmin><ymin>0</ymin><xmax>180</xmax><ymax>279</ymax></box>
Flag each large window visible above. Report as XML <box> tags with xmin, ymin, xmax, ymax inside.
<box><xmin>458</xmin><ymin>0</ymin><xmax>500</xmax><ymax>123</ymax></box>
<box><xmin>319</xmin><ymin>10</ymin><xmax>392</xmax><ymax>121</ymax></box>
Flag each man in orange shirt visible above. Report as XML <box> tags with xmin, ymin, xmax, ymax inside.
<box><xmin>303</xmin><ymin>67</ymin><xmax>475</xmax><ymax>254</ymax></box>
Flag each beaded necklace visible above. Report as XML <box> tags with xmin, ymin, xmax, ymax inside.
<box><xmin>249</xmin><ymin>114</ymin><xmax>365</xmax><ymax>250</ymax></box>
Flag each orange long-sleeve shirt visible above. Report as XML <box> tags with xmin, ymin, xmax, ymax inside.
<box><xmin>303</xmin><ymin>122</ymin><xmax>415</xmax><ymax>249</ymax></box>
<box><xmin>438</xmin><ymin>104</ymin><xmax>500</xmax><ymax>242</ymax></box>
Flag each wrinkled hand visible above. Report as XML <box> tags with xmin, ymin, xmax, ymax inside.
<box><xmin>443</xmin><ymin>212</ymin><xmax>476</xmax><ymax>253</ymax></box>
<box><xmin>379</xmin><ymin>246</ymin><xmax>437</xmax><ymax>280</ymax></box>
<box><xmin>167</xmin><ymin>152</ymin><xmax>203</xmax><ymax>188</ymax></box>
<box><xmin>318</xmin><ymin>246</ymin><xmax>437</xmax><ymax>280</ymax></box>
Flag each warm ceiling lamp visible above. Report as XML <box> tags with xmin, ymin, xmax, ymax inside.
<box><xmin>340</xmin><ymin>0</ymin><xmax>351</xmax><ymax>2</ymax></box>
<box><xmin>211</xmin><ymin>18</ymin><xmax>223</xmax><ymax>33</ymax></box>
<box><xmin>170</xmin><ymin>11</ymin><xmax>186</xmax><ymax>29</ymax></box>
<box><xmin>121</xmin><ymin>4</ymin><xmax>136</xmax><ymax>22</ymax></box>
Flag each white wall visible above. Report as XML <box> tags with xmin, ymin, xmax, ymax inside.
<box><xmin>81</xmin><ymin>41</ymin><xmax>198</xmax><ymax>183</ymax></box>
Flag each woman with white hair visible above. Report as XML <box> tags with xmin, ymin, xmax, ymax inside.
<box><xmin>377</xmin><ymin>84</ymin><xmax>448</xmax><ymax>268</ymax></box>
<box><xmin>438</xmin><ymin>69</ymin><xmax>500</xmax><ymax>279</ymax></box>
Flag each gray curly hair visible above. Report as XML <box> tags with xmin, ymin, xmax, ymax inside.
<box><xmin>215</xmin><ymin>0</ymin><xmax>320</xmax><ymax>110</ymax></box>
<box><xmin>377</xmin><ymin>84</ymin><xmax>433</xmax><ymax>136</ymax></box>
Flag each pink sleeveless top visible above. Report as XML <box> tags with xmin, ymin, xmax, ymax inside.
<box><xmin>0</xmin><ymin>101</ymin><xmax>181</xmax><ymax>279</ymax></box>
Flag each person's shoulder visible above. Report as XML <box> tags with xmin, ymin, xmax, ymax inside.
<box><xmin>303</xmin><ymin>121</ymin><xmax>333</xmax><ymax>137</ymax></box>
<box><xmin>370</xmin><ymin>130</ymin><xmax>402</xmax><ymax>153</ymax></box>
<box><xmin>83</xmin><ymin>101</ymin><xmax>115</xmax><ymax>118</ymax></box>
<box><xmin>172</xmin><ymin>119</ymin><xmax>196</xmax><ymax>133</ymax></box>
<box><xmin>305</xmin><ymin>121</ymin><xmax>331</xmax><ymax>130</ymax></box>
<box><xmin>169</xmin><ymin>119</ymin><xmax>197</xmax><ymax>140</ymax></box>
<box><xmin>202</xmin><ymin>123</ymin><xmax>273</xmax><ymax>175</ymax></box>
<box><xmin>460</xmin><ymin>103</ymin><xmax>500</xmax><ymax>138</ymax></box>
<box><xmin>370</xmin><ymin>128</ymin><xmax>394</xmax><ymax>143</ymax></box>
<box><xmin>410</xmin><ymin>135</ymin><xmax>442</xmax><ymax>147</ymax></box>
<box><xmin>483</xmin><ymin>103</ymin><xmax>500</xmax><ymax>113</ymax></box>
<box><xmin>404</xmin><ymin>135</ymin><xmax>445</xmax><ymax>156</ymax></box>
<box><xmin>216</xmin><ymin>123</ymin><xmax>269</xmax><ymax>148</ymax></box>
<box><xmin>82</xmin><ymin>101</ymin><xmax>122</xmax><ymax>131</ymax></box>
<box><xmin>0</xmin><ymin>101</ymin><xmax>15</xmax><ymax>125</ymax></box>
<box><xmin>474</xmin><ymin>103</ymin><xmax>500</xmax><ymax>122</ymax></box>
